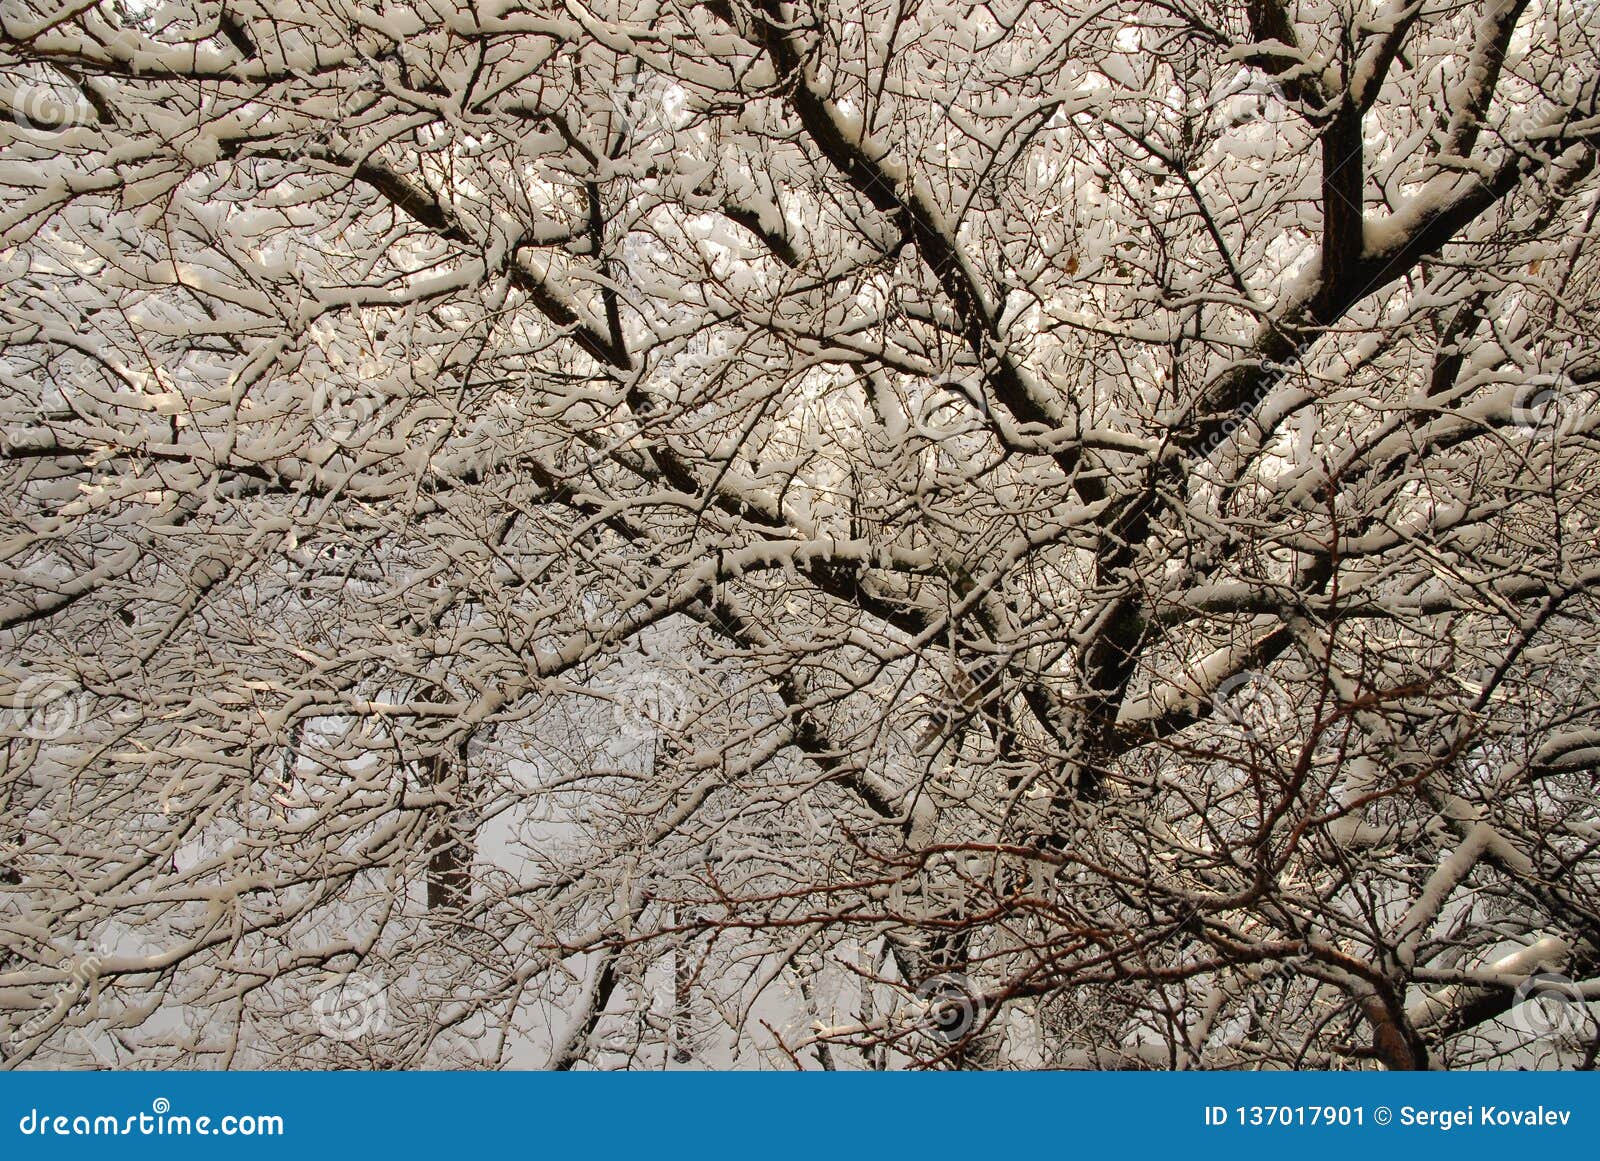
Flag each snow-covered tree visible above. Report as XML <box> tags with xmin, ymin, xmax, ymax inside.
<box><xmin>2</xmin><ymin>0</ymin><xmax>1599</xmax><ymax>1069</ymax></box>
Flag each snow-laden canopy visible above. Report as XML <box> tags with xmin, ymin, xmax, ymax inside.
<box><xmin>2</xmin><ymin>0</ymin><xmax>1599</xmax><ymax>1068</ymax></box>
